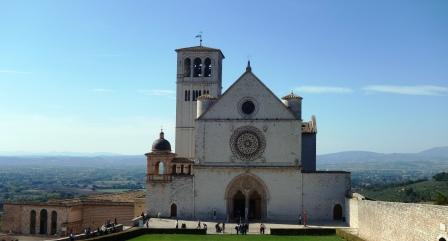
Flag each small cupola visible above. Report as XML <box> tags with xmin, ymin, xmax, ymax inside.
<box><xmin>282</xmin><ymin>91</ymin><xmax>303</xmax><ymax>120</ymax></box>
<box><xmin>196</xmin><ymin>94</ymin><xmax>217</xmax><ymax>118</ymax></box>
<box><xmin>151</xmin><ymin>130</ymin><xmax>172</xmax><ymax>152</ymax></box>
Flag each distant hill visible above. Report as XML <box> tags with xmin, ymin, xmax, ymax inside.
<box><xmin>0</xmin><ymin>155</ymin><xmax>144</xmax><ymax>167</ymax></box>
<box><xmin>317</xmin><ymin>146</ymin><xmax>448</xmax><ymax>174</ymax></box>
<box><xmin>358</xmin><ymin>178</ymin><xmax>448</xmax><ymax>203</ymax></box>
<box><xmin>1</xmin><ymin>146</ymin><xmax>448</xmax><ymax>173</ymax></box>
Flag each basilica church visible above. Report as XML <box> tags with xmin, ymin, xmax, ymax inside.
<box><xmin>145</xmin><ymin>45</ymin><xmax>351</xmax><ymax>223</ymax></box>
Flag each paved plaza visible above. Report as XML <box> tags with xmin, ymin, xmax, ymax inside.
<box><xmin>145</xmin><ymin>218</ymin><xmax>349</xmax><ymax>235</ymax></box>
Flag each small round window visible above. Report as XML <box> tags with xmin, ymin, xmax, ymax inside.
<box><xmin>241</xmin><ymin>100</ymin><xmax>255</xmax><ymax>115</ymax></box>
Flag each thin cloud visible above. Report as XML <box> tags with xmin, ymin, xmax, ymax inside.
<box><xmin>91</xmin><ymin>88</ymin><xmax>114</xmax><ymax>93</ymax></box>
<box><xmin>363</xmin><ymin>85</ymin><xmax>448</xmax><ymax>96</ymax></box>
<box><xmin>0</xmin><ymin>69</ymin><xmax>31</xmax><ymax>74</ymax></box>
<box><xmin>138</xmin><ymin>89</ymin><xmax>175</xmax><ymax>97</ymax></box>
<box><xmin>295</xmin><ymin>86</ymin><xmax>353</xmax><ymax>94</ymax></box>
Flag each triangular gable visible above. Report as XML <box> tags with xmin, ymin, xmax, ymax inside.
<box><xmin>199</xmin><ymin>71</ymin><xmax>297</xmax><ymax>120</ymax></box>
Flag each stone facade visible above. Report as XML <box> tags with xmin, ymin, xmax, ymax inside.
<box><xmin>1</xmin><ymin>192</ymin><xmax>145</xmax><ymax>236</ymax></box>
<box><xmin>145</xmin><ymin>45</ymin><xmax>351</xmax><ymax>224</ymax></box>
<box><xmin>347</xmin><ymin>194</ymin><xmax>448</xmax><ymax>241</ymax></box>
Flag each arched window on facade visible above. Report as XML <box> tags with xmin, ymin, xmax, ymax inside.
<box><xmin>188</xmin><ymin>165</ymin><xmax>191</xmax><ymax>175</ymax></box>
<box><xmin>184</xmin><ymin>58</ymin><xmax>191</xmax><ymax>77</ymax></box>
<box><xmin>39</xmin><ymin>209</ymin><xmax>48</xmax><ymax>234</ymax></box>
<box><xmin>155</xmin><ymin>161</ymin><xmax>165</xmax><ymax>175</ymax></box>
<box><xmin>172</xmin><ymin>164</ymin><xmax>177</xmax><ymax>175</ymax></box>
<box><xmin>193</xmin><ymin>58</ymin><xmax>202</xmax><ymax>77</ymax></box>
<box><xmin>30</xmin><ymin>210</ymin><xmax>36</xmax><ymax>234</ymax></box>
<box><xmin>50</xmin><ymin>211</ymin><xmax>57</xmax><ymax>235</ymax></box>
<box><xmin>204</xmin><ymin>58</ymin><xmax>212</xmax><ymax>77</ymax></box>
<box><xmin>180</xmin><ymin>165</ymin><xmax>184</xmax><ymax>174</ymax></box>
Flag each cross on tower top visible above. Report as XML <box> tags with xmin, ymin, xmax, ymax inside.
<box><xmin>195</xmin><ymin>32</ymin><xmax>203</xmax><ymax>46</ymax></box>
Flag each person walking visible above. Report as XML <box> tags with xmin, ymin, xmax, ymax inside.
<box><xmin>304</xmin><ymin>212</ymin><xmax>308</xmax><ymax>227</ymax></box>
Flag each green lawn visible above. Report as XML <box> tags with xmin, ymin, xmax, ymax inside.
<box><xmin>128</xmin><ymin>234</ymin><xmax>344</xmax><ymax>241</ymax></box>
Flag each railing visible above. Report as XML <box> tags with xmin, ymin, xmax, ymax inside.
<box><xmin>147</xmin><ymin>174</ymin><xmax>173</xmax><ymax>183</ymax></box>
<box><xmin>48</xmin><ymin>224</ymin><xmax>124</xmax><ymax>241</ymax></box>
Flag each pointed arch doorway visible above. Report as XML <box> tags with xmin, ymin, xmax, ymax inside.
<box><xmin>170</xmin><ymin>203</ymin><xmax>177</xmax><ymax>218</ymax></box>
<box><xmin>225</xmin><ymin>174</ymin><xmax>268</xmax><ymax>221</ymax></box>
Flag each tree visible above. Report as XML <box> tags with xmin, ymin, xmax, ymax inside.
<box><xmin>435</xmin><ymin>191</ymin><xmax>448</xmax><ymax>205</ymax></box>
<box><xmin>433</xmin><ymin>172</ymin><xmax>448</xmax><ymax>181</ymax></box>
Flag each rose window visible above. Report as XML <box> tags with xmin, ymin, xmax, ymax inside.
<box><xmin>230</xmin><ymin>126</ymin><xmax>266</xmax><ymax>161</ymax></box>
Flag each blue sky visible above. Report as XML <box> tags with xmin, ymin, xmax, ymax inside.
<box><xmin>0</xmin><ymin>0</ymin><xmax>447</xmax><ymax>154</ymax></box>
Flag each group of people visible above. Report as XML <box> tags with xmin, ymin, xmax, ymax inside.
<box><xmin>68</xmin><ymin>218</ymin><xmax>120</xmax><ymax>241</ymax></box>
<box><xmin>175</xmin><ymin>219</ymin><xmax>188</xmax><ymax>229</ymax></box>
<box><xmin>234</xmin><ymin>223</ymin><xmax>249</xmax><ymax>235</ymax></box>
<box><xmin>214</xmin><ymin>222</ymin><xmax>225</xmax><ymax>233</ymax></box>
<box><xmin>196</xmin><ymin>221</ymin><xmax>208</xmax><ymax>230</ymax></box>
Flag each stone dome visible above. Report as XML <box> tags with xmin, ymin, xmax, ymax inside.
<box><xmin>281</xmin><ymin>91</ymin><xmax>302</xmax><ymax>100</ymax></box>
<box><xmin>151</xmin><ymin>131</ymin><xmax>171</xmax><ymax>152</ymax></box>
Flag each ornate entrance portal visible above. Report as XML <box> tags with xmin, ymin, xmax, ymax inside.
<box><xmin>226</xmin><ymin>174</ymin><xmax>268</xmax><ymax>221</ymax></box>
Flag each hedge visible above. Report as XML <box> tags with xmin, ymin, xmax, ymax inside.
<box><xmin>336</xmin><ymin>229</ymin><xmax>367</xmax><ymax>241</ymax></box>
<box><xmin>84</xmin><ymin>228</ymin><xmax>206</xmax><ymax>241</ymax></box>
<box><xmin>270</xmin><ymin>228</ymin><xmax>336</xmax><ymax>235</ymax></box>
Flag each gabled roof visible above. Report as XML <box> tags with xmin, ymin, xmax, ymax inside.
<box><xmin>197</xmin><ymin>68</ymin><xmax>298</xmax><ymax>120</ymax></box>
<box><xmin>175</xmin><ymin>45</ymin><xmax>225</xmax><ymax>58</ymax></box>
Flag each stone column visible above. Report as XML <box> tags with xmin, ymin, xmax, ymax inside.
<box><xmin>243</xmin><ymin>190</ymin><xmax>250</xmax><ymax>222</ymax></box>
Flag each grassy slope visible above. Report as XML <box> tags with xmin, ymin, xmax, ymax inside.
<box><xmin>359</xmin><ymin>180</ymin><xmax>448</xmax><ymax>202</ymax></box>
<box><xmin>128</xmin><ymin>234</ymin><xmax>343</xmax><ymax>241</ymax></box>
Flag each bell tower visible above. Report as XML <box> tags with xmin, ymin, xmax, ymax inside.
<box><xmin>174</xmin><ymin>46</ymin><xmax>225</xmax><ymax>158</ymax></box>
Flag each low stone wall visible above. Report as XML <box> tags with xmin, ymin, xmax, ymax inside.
<box><xmin>270</xmin><ymin>228</ymin><xmax>336</xmax><ymax>235</ymax></box>
<box><xmin>50</xmin><ymin>225</ymin><xmax>123</xmax><ymax>241</ymax></box>
<box><xmin>84</xmin><ymin>228</ymin><xmax>206</xmax><ymax>241</ymax></box>
<box><xmin>349</xmin><ymin>196</ymin><xmax>448</xmax><ymax>241</ymax></box>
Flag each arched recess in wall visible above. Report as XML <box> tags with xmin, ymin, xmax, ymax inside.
<box><xmin>170</xmin><ymin>203</ymin><xmax>177</xmax><ymax>218</ymax></box>
<box><xmin>333</xmin><ymin>204</ymin><xmax>343</xmax><ymax>220</ymax></box>
<box><xmin>50</xmin><ymin>210</ymin><xmax>57</xmax><ymax>235</ymax></box>
<box><xmin>30</xmin><ymin>210</ymin><xmax>36</xmax><ymax>234</ymax></box>
<box><xmin>39</xmin><ymin>209</ymin><xmax>48</xmax><ymax>234</ymax></box>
